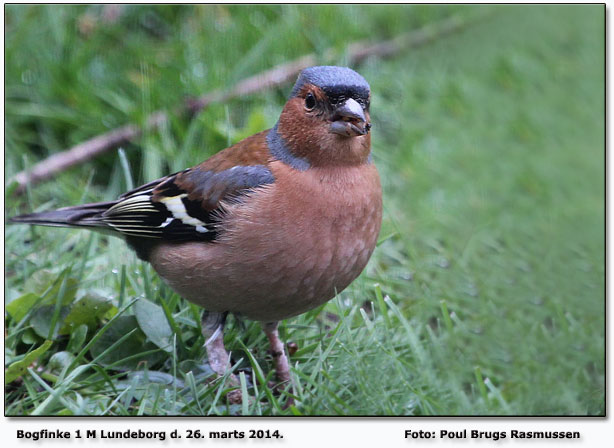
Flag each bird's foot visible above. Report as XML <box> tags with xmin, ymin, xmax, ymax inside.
<box><xmin>202</xmin><ymin>311</ymin><xmax>243</xmax><ymax>404</ymax></box>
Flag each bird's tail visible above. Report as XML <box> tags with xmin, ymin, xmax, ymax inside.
<box><xmin>9</xmin><ymin>201</ymin><xmax>118</xmax><ymax>230</ymax></box>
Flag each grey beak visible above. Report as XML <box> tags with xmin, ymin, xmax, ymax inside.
<box><xmin>330</xmin><ymin>98</ymin><xmax>369</xmax><ymax>137</ymax></box>
<box><xmin>333</xmin><ymin>98</ymin><xmax>366</xmax><ymax>123</ymax></box>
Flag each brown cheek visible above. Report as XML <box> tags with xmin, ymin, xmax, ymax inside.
<box><xmin>279</xmin><ymin>100</ymin><xmax>326</xmax><ymax>154</ymax></box>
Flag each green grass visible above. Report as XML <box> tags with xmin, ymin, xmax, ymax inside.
<box><xmin>5</xmin><ymin>4</ymin><xmax>604</xmax><ymax>415</ymax></box>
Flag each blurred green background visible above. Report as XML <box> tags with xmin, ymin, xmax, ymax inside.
<box><xmin>4</xmin><ymin>4</ymin><xmax>604</xmax><ymax>415</ymax></box>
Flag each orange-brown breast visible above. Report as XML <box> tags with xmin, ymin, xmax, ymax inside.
<box><xmin>149</xmin><ymin>160</ymin><xmax>382</xmax><ymax>321</ymax></box>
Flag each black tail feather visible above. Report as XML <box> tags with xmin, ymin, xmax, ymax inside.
<box><xmin>9</xmin><ymin>201</ymin><xmax>118</xmax><ymax>230</ymax></box>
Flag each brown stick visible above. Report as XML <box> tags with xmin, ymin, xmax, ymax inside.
<box><xmin>12</xmin><ymin>112</ymin><xmax>167</xmax><ymax>191</ymax></box>
<box><xmin>11</xmin><ymin>11</ymin><xmax>488</xmax><ymax>194</ymax></box>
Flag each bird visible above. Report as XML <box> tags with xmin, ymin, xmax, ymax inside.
<box><xmin>10</xmin><ymin>65</ymin><xmax>383</xmax><ymax>405</ymax></box>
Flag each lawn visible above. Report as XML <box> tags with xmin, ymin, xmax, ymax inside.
<box><xmin>4</xmin><ymin>4</ymin><xmax>605</xmax><ymax>415</ymax></box>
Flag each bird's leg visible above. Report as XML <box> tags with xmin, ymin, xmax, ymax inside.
<box><xmin>263</xmin><ymin>321</ymin><xmax>291</xmax><ymax>385</ymax></box>
<box><xmin>263</xmin><ymin>322</ymin><xmax>295</xmax><ymax>408</ymax></box>
<box><xmin>202</xmin><ymin>311</ymin><xmax>230</xmax><ymax>375</ymax></box>
<box><xmin>202</xmin><ymin>311</ymin><xmax>241</xmax><ymax>403</ymax></box>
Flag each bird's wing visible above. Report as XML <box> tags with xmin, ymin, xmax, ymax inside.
<box><xmin>11</xmin><ymin>131</ymin><xmax>275</xmax><ymax>243</ymax></box>
<box><xmin>103</xmin><ymin>131</ymin><xmax>274</xmax><ymax>241</ymax></box>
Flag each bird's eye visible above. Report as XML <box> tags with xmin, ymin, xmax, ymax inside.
<box><xmin>305</xmin><ymin>93</ymin><xmax>316</xmax><ymax>110</ymax></box>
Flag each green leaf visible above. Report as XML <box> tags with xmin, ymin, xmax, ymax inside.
<box><xmin>5</xmin><ymin>340</ymin><xmax>53</xmax><ymax>384</ymax></box>
<box><xmin>25</xmin><ymin>270</ymin><xmax>78</xmax><ymax>305</ymax></box>
<box><xmin>89</xmin><ymin>315</ymin><xmax>166</xmax><ymax>370</ymax></box>
<box><xmin>30</xmin><ymin>306</ymin><xmax>71</xmax><ymax>339</ymax></box>
<box><xmin>5</xmin><ymin>287</ymin><xmax>23</xmax><ymax>306</ymax></box>
<box><xmin>66</xmin><ymin>324</ymin><xmax>88</xmax><ymax>354</ymax></box>
<box><xmin>6</xmin><ymin>292</ymin><xmax>40</xmax><ymax>322</ymax></box>
<box><xmin>134</xmin><ymin>298</ymin><xmax>173</xmax><ymax>353</ymax></box>
<box><xmin>24</xmin><ymin>270</ymin><xmax>57</xmax><ymax>296</ymax></box>
<box><xmin>22</xmin><ymin>329</ymin><xmax>40</xmax><ymax>345</ymax></box>
<box><xmin>60</xmin><ymin>294</ymin><xmax>114</xmax><ymax>335</ymax></box>
<box><xmin>48</xmin><ymin>351</ymin><xmax>76</xmax><ymax>375</ymax></box>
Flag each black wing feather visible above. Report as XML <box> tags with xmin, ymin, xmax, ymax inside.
<box><xmin>11</xmin><ymin>165</ymin><xmax>275</xmax><ymax>246</ymax></box>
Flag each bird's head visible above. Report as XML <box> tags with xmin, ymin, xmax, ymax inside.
<box><xmin>269</xmin><ymin>66</ymin><xmax>372</xmax><ymax>169</ymax></box>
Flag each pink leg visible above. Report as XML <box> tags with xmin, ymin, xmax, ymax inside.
<box><xmin>202</xmin><ymin>311</ymin><xmax>241</xmax><ymax>404</ymax></box>
<box><xmin>263</xmin><ymin>322</ymin><xmax>291</xmax><ymax>384</ymax></box>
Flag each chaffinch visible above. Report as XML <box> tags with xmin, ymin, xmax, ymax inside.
<box><xmin>11</xmin><ymin>66</ymin><xmax>382</xmax><ymax>403</ymax></box>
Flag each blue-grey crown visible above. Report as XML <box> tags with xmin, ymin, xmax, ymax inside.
<box><xmin>290</xmin><ymin>66</ymin><xmax>370</xmax><ymax>100</ymax></box>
